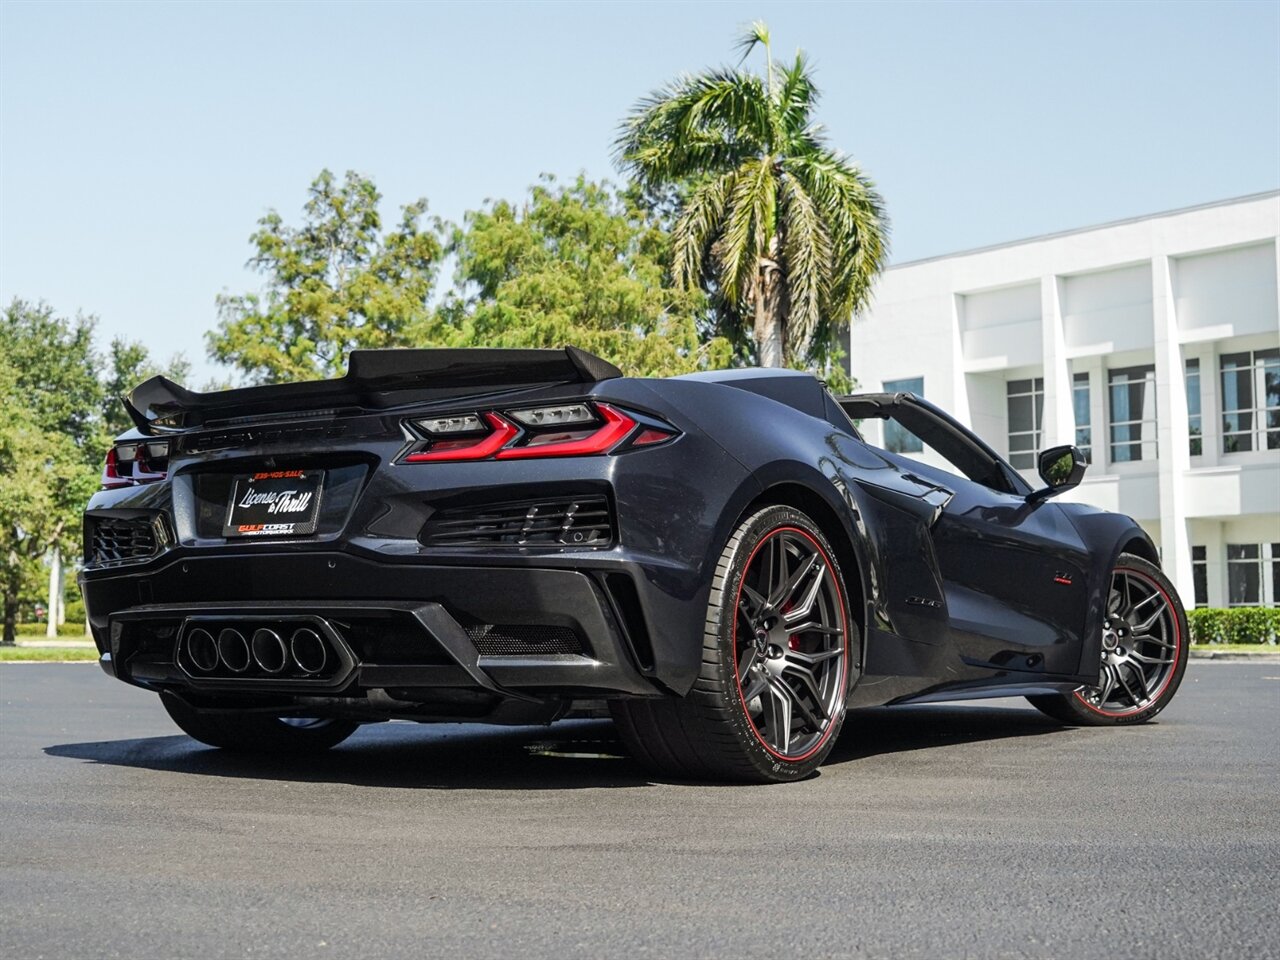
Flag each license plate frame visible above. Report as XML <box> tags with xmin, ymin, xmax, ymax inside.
<box><xmin>222</xmin><ymin>469</ymin><xmax>324</xmax><ymax>538</ymax></box>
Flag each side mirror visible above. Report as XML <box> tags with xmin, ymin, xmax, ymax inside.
<box><xmin>1029</xmin><ymin>445</ymin><xmax>1087</xmax><ymax>501</ymax></box>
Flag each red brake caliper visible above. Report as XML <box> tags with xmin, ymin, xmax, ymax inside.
<box><xmin>782</xmin><ymin>599</ymin><xmax>801</xmax><ymax>650</ymax></box>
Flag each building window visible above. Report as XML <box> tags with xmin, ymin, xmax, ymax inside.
<box><xmin>1006</xmin><ymin>377</ymin><xmax>1044</xmax><ymax>469</ymax></box>
<box><xmin>1108</xmin><ymin>365</ymin><xmax>1158</xmax><ymax>463</ymax></box>
<box><xmin>882</xmin><ymin>377</ymin><xmax>923</xmax><ymax>453</ymax></box>
<box><xmin>1221</xmin><ymin>349</ymin><xmax>1280</xmax><ymax>453</ymax></box>
<box><xmin>1226</xmin><ymin>543</ymin><xmax>1280</xmax><ymax>607</ymax></box>
<box><xmin>1186</xmin><ymin>358</ymin><xmax>1202</xmax><ymax>457</ymax></box>
<box><xmin>1192</xmin><ymin>545</ymin><xmax>1207</xmax><ymax>608</ymax></box>
<box><xmin>1072</xmin><ymin>372</ymin><xmax>1091</xmax><ymax>462</ymax></box>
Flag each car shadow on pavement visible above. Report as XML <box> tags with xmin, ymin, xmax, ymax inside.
<box><xmin>44</xmin><ymin>702</ymin><xmax>1068</xmax><ymax>789</ymax></box>
<box><xmin>829</xmin><ymin>704</ymin><xmax>1066</xmax><ymax>765</ymax></box>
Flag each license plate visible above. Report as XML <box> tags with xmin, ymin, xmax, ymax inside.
<box><xmin>223</xmin><ymin>469</ymin><xmax>324</xmax><ymax>538</ymax></box>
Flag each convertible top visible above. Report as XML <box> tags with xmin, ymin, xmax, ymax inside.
<box><xmin>840</xmin><ymin>391</ymin><xmax>1027</xmax><ymax>495</ymax></box>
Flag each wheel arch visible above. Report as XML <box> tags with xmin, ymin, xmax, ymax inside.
<box><xmin>1118</xmin><ymin>535</ymin><xmax>1159</xmax><ymax>566</ymax></box>
<box><xmin>1061</xmin><ymin>509</ymin><xmax>1165</xmax><ymax>681</ymax></box>
<box><xmin>740</xmin><ymin>478</ymin><xmax>869</xmax><ymax>655</ymax></box>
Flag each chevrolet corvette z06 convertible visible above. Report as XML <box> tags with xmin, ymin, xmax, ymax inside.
<box><xmin>80</xmin><ymin>347</ymin><xmax>1188</xmax><ymax>783</ymax></box>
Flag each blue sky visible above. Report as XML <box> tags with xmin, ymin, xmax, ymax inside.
<box><xmin>2</xmin><ymin>0</ymin><xmax>1277</xmax><ymax>382</ymax></box>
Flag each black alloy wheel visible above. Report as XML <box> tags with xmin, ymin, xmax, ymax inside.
<box><xmin>734</xmin><ymin>525</ymin><xmax>849</xmax><ymax>759</ymax></box>
<box><xmin>611</xmin><ymin>505</ymin><xmax>856</xmax><ymax>782</ymax></box>
<box><xmin>1028</xmin><ymin>553</ymin><xmax>1188</xmax><ymax>726</ymax></box>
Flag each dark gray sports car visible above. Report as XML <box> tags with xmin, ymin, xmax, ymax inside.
<box><xmin>80</xmin><ymin>347</ymin><xmax>1188</xmax><ymax>782</ymax></box>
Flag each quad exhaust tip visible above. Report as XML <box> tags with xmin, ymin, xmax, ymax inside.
<box><xmin>180</xmin><ymin>621</ymin><xmax>339</xmax><ymax>679</ymax></box>
<box><xmin>185</xmin><ymin>627</ymin><xmax>219</xmax><ymax>673</ymax></box>
<box><xmin>251</xmin><ymin>628</ymin><xmax>288</xmax><ymax>674</ymax></box>
<box><xmin>289</xmin><ymin>628</ymin><xmax>328</xmax><ymax>675</ymax></box>
<box><xmin>217</xmin><ymin>628</ymin><xmax>251</xmax><ymax>673</ymax></box>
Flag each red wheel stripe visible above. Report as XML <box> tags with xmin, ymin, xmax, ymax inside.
<box><xmin>732</xmin><ymin>525</ymin><xmax>849</xmax><ymax>763</ymax></box>
<box><xmin>1074</xmin><ymin>567</ymin><xmax>1183</xmax><ymax>718</ymax></box>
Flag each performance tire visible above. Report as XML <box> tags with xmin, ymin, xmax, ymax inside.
<box><xmin>611</xmin><ymin>505</ymin><xmax>856</xmax><ymax>783</ymax></box>
<box><xmin>1028</xmin><ymin>553</ymin><xmax>1188</xmax><ymax>726</ymax></box>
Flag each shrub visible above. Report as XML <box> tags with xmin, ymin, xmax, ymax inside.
<box><xmin>12</xmin><ymin>622</ymin><xmax>89</xmax><ymax>638</ymax></box>
<box><xmin>1187</xmin><ymin>607</ymin><xmax>1280</xmax><ymax>645</ymax></box>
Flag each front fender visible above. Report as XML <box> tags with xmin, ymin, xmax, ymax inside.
<box><xmin>1062</xmin><ymin>505</ymin><xmax>1161</xmax><ymax>682</ymax></box>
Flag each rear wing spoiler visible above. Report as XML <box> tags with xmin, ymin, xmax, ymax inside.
<box><xmin>125</xmin><ymin>346</ymin><xmax>623</xmax><ymax>432</ymax></box>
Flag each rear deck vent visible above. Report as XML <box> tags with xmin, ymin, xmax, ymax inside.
<box><xmin>182</xmin><ymin>423</ymin><xmax>348</xmax><ymax>454</ymax></box>
<box><xmin>89</xmin><ymin>517</ymin><xmax>159</xmax><ymax>564</ymax></box>
<box><xmin>421</xmin><ymin>496</ymin><xmax>613</xmax><ymax>548</ymax></box>
<box><xmin>466</xmin><ymin>624</ymin><xmax>584</xmax><ymax>657</ymax></box>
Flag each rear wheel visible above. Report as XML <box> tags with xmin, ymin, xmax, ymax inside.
<box><xmin>160</xmin><ymin>692</ymin><xmax>358</xmax><ymax>753</ymax></box>
<box><xmin>611</xmin><ymin>505</ymin><xmax>855</xmax><ymax>783</ymax></box>
<box><xmin>1028</xmin><ymin>554</ymin><xmax>1188</xmax><ymax>725</ymax></box>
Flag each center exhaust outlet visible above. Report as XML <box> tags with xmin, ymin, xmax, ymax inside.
<box><xmin>290</xmin><ymin>628</ymin><xmax>328</xmax><ymax>675</ymax></box>
<box><xmin>251</xmin><ymin>628</ymin><xmax>288</xmax><ymax>674</ymax></box>
<box><xmin>217</xmin><ymin>628</ymin><xmax>251</xmax><ymax>673</ymax></box>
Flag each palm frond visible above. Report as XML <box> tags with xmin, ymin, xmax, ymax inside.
<box><xmin>615</xmin><ymin>70</ymin><xmax>772</xmax><ymax>183</ymax></box>
<box><xmin>716</xmin><ymin>158</ymin><xmax>774</xmax><ymax>306</ymax></box>
<box><xmin>794</xmin><ymin>151</ymin><xmax>889</xmax><ymax>324</ymax></box>
<box><xmin>777</xmin><ymin>52</ymin><xmax>820</xmax><ymax>142</ymax></box>
<box><xmin>735</xmin><ymin>20</ymin><xmax>771</xmax><ymax>66</ymax></box>
<box><xmin>778</xmin><ymin>174</ymin><xmax>831</xmax><ymax>353</ymax></box>
<box><xmin>671</xmin><ymin>172</ymin><xmax>734</xmax><ymax>289</ymax></box>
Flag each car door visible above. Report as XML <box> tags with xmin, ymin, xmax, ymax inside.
<box><xmin>840</xmin><ymin>394</ymin><xmax>1093</xmax><ymax>680</ymax></box>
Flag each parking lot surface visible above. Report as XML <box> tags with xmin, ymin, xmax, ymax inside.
<box><xmin>2</xmin><ymin>662</ymin><xmax>1276</xmax><ymax>959</ymax></box>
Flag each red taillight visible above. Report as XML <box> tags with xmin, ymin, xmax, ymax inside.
<box><xmin>632</xmin><ymin>427</ymin><xmax>675</xmax><ymax>447</ymax></box>
<box><xmin>100</xmin><ymin>440</ymin><xmax>170</xmax><ymax>488</ymax></box>
<box><xmin>496</xmin><ymin>404</ymin><xmax>635</xmax><ymax>459</ymax></box>
<box><xmin>101</xmin><ymin>448</ymin><xmax>130</xmax><ymax>489</ymax></box>
<box><xmin>399</xmin><ymin>402</ymin><xmax>675</xmax><ymax>463</ymax></box>
<box><xmin>403</xmin><ymin>413</ymin><xmax>520</xmax><ymax>462</ymax></box>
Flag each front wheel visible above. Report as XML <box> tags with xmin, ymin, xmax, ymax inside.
<box><xmin>1028</xmin><ymin>554</ymin><xmax>1188</xmax><ymax>726</ymax></box>
<box><xmin>160</xmin><ymin>692</ymin><xmax>359</xmax><ymax>753</ymax></box>
<box><xmin>611</xmin><ymin>505</ymin><xmax>856</xmax><ymax>783</ymax></box>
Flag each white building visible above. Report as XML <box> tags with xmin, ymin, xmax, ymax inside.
<box><xmin>849</xmin><ymin>191</ymin><xmax>1280</xmax><ymax>610</ymax></box>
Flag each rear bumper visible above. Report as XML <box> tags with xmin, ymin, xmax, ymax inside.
<box><xmin>81</xmin><ymin>550</ymin><xmax>681</xmax><ymax>706</ymax></box>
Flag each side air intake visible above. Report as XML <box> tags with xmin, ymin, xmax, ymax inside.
<box><xmin>88</xmin><ymin>516</ymin><xmax>161</xmax><ymax>564</ymax></box>
<box><xmin>420</xmin><ymin>496</ymin><xmax>613</xmax><ymax>548</ymax></box>
<box><xmin>464</xmin><ymin>623</ymin><xmax>585</xmax><ymax>657</ymax></box>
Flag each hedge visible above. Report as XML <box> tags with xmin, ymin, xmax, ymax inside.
<box><xmin>12</xmin><ymin>622</ymin><xmax>90</xmax><ymax>638</ymax></box>
<box><xmin>1187</xmin><ymin>607</ymin><xmax>1280</xmax><ymax>645</ymax></box>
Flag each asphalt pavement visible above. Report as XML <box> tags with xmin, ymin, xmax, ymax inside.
<box><xmin>1</xmin><ymin>661</ymin><xmax>1277</xmax><ymax>959</ymax></box>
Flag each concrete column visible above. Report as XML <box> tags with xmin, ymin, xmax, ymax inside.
<box><xmin>1040</xmin><ymin>275</ymin><xmax>1075</xmax><ymax>449</ymax></box>
<box><xmin>1152</xmin><ymin>255</ymin><xmax>1195</xmax><ymax>602</ymax></box>
<box><xmin>1199</xmin><ymin>340</ymin><xmax>1222</xmax><ymax>469</ymax></box>
<box><xmin>1083</xmin><ymin>354</ymin><xmax>1107</xmax><ymax>467</ymax></box>
<box><xmin>949</xmin><ymin>293</ymin><xmax>972</xmax><ymax>427</ymax></box>
<box><xmin>1201</xmin><ymin>520</ymin><xmax>1226</xmax><ymax>608</ymax></box>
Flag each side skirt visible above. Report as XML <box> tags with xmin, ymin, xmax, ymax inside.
<box><xmin>890</xmin><ymin>680</ymin><xmax>1078</xmax><ymax>706</ymax></box>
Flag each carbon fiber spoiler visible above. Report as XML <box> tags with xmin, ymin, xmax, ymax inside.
<box><xmin>124</xmin><ymin>346</ymin><xmax>623</xmax><ymax>432</ymax></box>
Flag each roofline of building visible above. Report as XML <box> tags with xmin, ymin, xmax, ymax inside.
<box><xmin>886</xmin><ymin>189</ymin><xmax>1280</xmax><ymax>271</ymax></box>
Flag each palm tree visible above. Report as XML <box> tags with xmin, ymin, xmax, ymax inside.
<box><xmin>617</xmin><ymin>22</ymin><xmax>888</xmax><ymax>369</ymax></box>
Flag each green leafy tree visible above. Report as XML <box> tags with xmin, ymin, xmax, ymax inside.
<box><xmin>1</xmin><ymin>300</ymin><xmax>103</xmax><ymax>463</ymax></box>
<box><xmin>423</xmin><ymin>176</ymin><xmax>731</xmax><ymax>376</ymax></box>
<box><xmin>0</xmin><ymin>353</ymin><xmax>97</xmax><ymax>644</ymax></box>
<box><xmin>208</xmin><ymin>169</ymin><xmax>445</xmax><ymax>383</ymax></box>
<box><xmin>0</xmin><ymin>302</ymin><xmax>185</xmax><ymax>638</ymax></box>
<box><xmin>616</xmin><ymin>21</ymin><xmax>888</xmax><ymax>374</ymax></box>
